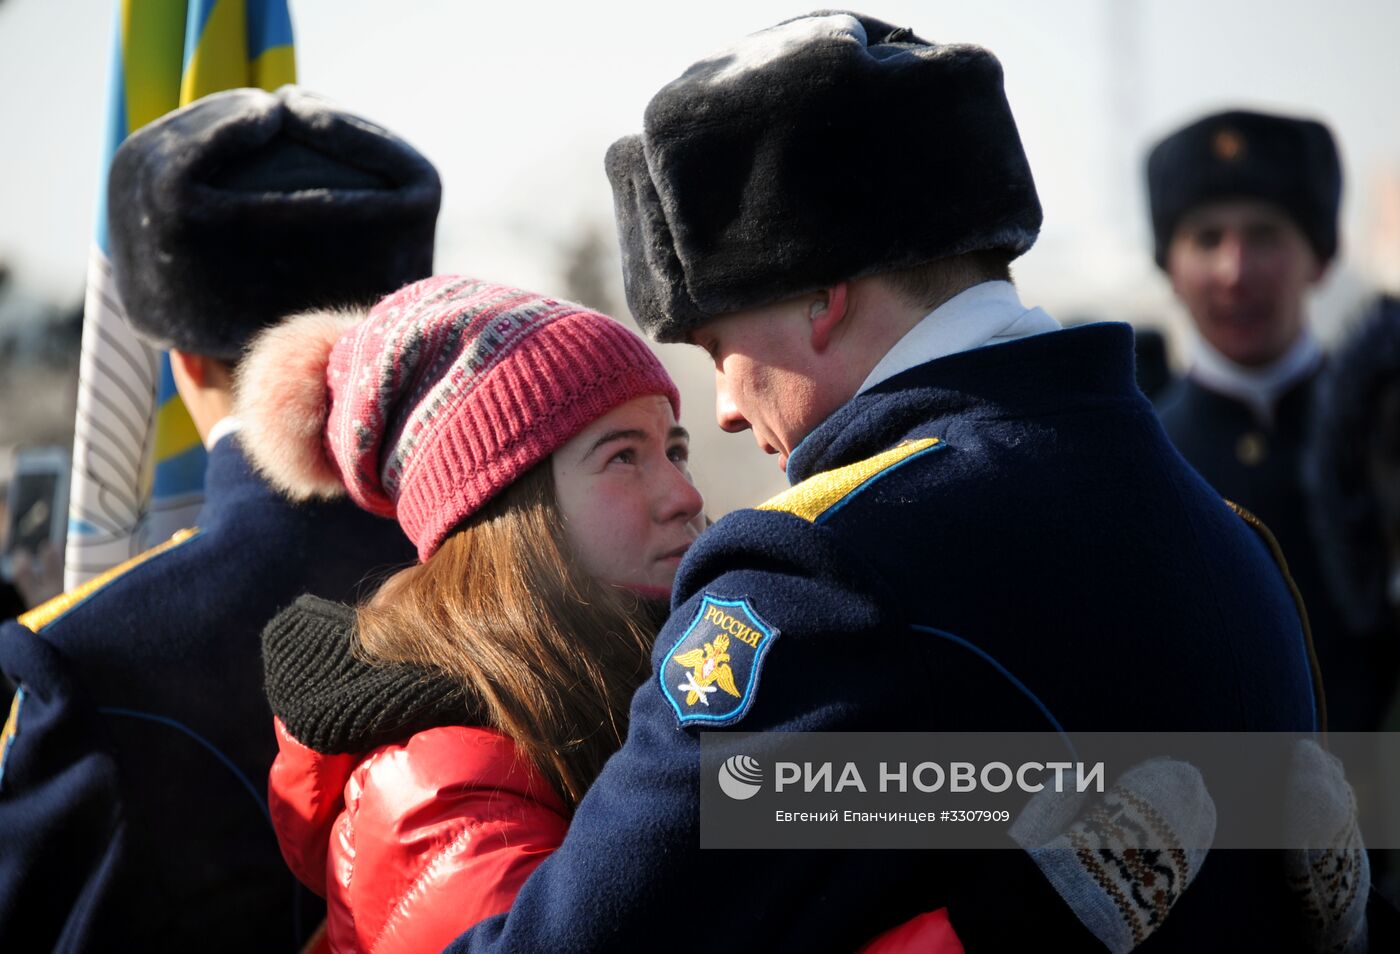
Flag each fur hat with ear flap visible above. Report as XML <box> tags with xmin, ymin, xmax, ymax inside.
<box><xmin>606</xmin><ymin>10</ymin><xmax>1041</xmax><ymax>343</ymax></box>
<box><xmin>109</xmin><ymin>85</ymin><xmax>441</xmax><ymax>361</ymax></box>
<box><xmin>237</xmin><ymin>275</ymin><xmax>680</xmax><ymax>562</ymax></box>
<box><xmin>1145</xmin><ymin>109</ymin><xmax>1342</xmax><ymax>269</ymax></box>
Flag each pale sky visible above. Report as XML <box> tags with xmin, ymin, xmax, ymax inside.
<box><xmin>3</xmin><ymin>0</ymin><xmax>1399</xmax><ymax>511</ymax></box>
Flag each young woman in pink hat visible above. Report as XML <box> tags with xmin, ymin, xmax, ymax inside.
<box><xmin>238</xmin><ymin>275</ymin><xmax>705</xmax><ymax>953</ymax></box>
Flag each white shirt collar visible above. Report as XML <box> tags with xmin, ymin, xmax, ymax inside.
<box><xmin>857</xmin><ymin>280</ymin><xmax>1062</xmax><ymax>395</ymax></box>
<box><xmin>205</xmin><ymin>416</ymin><xmax>243</xmax><ymax>451</ymax></box>
<box><xmin>1188</xmin><ymin>330</ymin><xmax>1322</xmax><ymax>425</ymax></box>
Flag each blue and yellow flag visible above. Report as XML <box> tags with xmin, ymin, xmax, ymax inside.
<box><xmin>66</xmin><ymin>1</ymin><xmax>295</xmax><ymax>587</ymax></box>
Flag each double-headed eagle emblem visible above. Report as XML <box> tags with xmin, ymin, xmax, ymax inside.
<box><xmin>673</xmin><ymin>633</ymin><xmax>742</xmax><ymax>707</ymax></box>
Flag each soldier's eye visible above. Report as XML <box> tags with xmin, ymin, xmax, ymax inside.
<box><xmin>1244</xmin><ymin>223</ymin><xmax>1283</xmax><ymax>247</ymax></box>
<box><xmin>1192</xmin><ymin>228</ymin><xmax>1224</xmax><ymax>249</ymax></box>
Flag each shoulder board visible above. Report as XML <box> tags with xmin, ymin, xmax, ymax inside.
<box><xmin>16</xmin><ymin>528</ymin><xmax>201</xmax><ymax>634</ymax></box>
<box><xmin>1225</xmin><ymin>500</ymin><xmax>1326</xmax><ymax>732</ymax></box>
<box><xmin>756</xmin><ymin>437</ymin><xmax>945</xmax><ymax>525</ymax></box>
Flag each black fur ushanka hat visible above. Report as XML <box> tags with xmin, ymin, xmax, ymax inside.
<box><xmin>607</xmin><ymin>10</ymin><xmax>1043</xmax><ymax>342</ymax></box>
<box><xmin>1146</xmin><ymin>109</ymin><xmax>1342</xmax><ymax>270</ymax></box>
<box><xmin>108</xmin><ymin>86</ymin><xmax>441</xmax><ymax>362</ymax></box>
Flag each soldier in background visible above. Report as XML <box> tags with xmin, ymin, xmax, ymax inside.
<box><xmin>1305</xmin><ymin>295</ymin><xmax>1400</xmax><ymax>907</ymax></box>
<box><xmin>0</xmin><ymin>88</ymin><xmax>431</xmax><ymax>951</ymax></box>
<box><xmin>1148</xmin><ymin>109</ymin><xmax>1391</xmax><ymax>731</ymax></box>
<box><xmin>1305</xmin><ymin>296</ymin><xmax>1400</xmax><ymax>719</ymax></box>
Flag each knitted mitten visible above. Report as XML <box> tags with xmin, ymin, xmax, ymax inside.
<box><xmin>1007</xmin><ymin>757</ymin><xmax>1217</xmax><ymax>953</ymax></box>
<box><xmin>1284</xmin><ymin>739</ymin><xmax>1369</xmax><ymax>954</ymax></box>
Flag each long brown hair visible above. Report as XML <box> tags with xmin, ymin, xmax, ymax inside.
<box><xmin>354</xmin><ymin>462</ymin><xmax>664</xmax><ymax>810</ymax></box>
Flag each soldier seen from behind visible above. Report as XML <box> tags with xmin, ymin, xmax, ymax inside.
<box><xmin>0</xmin><ymin>87</ymin><xmax>433</xmax><ymax>951</ymax></box>
<box><xmin>441</xmin><ymin>12</ymin><xmax>1326</xmax><ymax>953</ymax></box>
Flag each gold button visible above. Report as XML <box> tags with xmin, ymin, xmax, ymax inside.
<box><xmin>1236</xmin><ymin>431</ymin><xmax>1268</xmax><ymax>466</ymax></box>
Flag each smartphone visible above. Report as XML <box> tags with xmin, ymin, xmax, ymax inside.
<box><xmin>2</xmin><ymin>445</ymin><xmax>71</xmax><ymax>582</ymax></box>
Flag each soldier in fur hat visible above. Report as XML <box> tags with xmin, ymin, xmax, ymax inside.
<box><xmin>440</xmin><ymin>13</ymin><xmax>1327</xmax><ymax>953</ymax></box>
<box><xmin>0</xmin><ymin>87</ymin><xmax>431</xmax><ymax>951</ymax></box>
<box><xmin>1148</xmin><ymin>109</ymin><xmax>1398</xmax><ymax>733</ymax></box>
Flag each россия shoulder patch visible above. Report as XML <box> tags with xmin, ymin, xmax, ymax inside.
<box><xmin>661</xmin><ymin>595</ymin><xmax>778</xmax><ymax>728</ymax></box>
<box><xmin>756</xmin><ymin>437</ymin><xmax>945</xmax><ymax>524</ymax></box>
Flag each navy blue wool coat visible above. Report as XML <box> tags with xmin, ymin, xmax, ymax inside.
<box><xmin>444</xmin><ymin>324</ymin><xmax>1318</xmax><ymax>953</ymax></box>
<box><xmin>1158</xmin><ymin>373</ymin><xmax>1397</xmax><ymax>731</ymax></box>
<box><xmin>0</xmin><ymin>437</ymin><xmax>414</xmax><ymax>952</ymax></box>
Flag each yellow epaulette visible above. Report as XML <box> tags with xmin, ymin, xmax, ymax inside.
<box><xmin>16</xmin><ymin>528</ymin><xmax>201</xmax><ymax>634</ymax></box>
<box><xmin>756</xmin><ymin>438</ymin><xmax>944</xmax><ymax>525</ymax></box>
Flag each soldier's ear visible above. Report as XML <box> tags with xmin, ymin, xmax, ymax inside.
<box><xmin>809</xmin><ymin>282</ymin><xmax>849</xmax><ymax>352</ymax></box>
<box><xmin>170</xmin><ymin>350</ymin><xmax>234</xmax><ymax>391</ymax></box>
<box><xmin>169</xmin><ymin>349</ymin><xmax>207</xmax><ymax>389</ymax></box>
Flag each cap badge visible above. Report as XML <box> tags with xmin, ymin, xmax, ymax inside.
<box><xmin>1212</xmin><ymin>128</ymin><xmax>1246</xmax><ymax>162</ymax></box>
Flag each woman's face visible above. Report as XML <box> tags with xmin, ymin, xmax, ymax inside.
<box><xmin>551</xmin><ymin>395</ymin><xmax>706</xmax><ymax>599</ymax></box>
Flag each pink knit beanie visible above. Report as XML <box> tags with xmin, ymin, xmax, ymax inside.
<box><xmin>238</xmin><ymin>275</ymin><xmax>680</xmax><ymax>561</ymax></box>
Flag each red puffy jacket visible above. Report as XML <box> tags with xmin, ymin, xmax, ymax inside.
<box><xmin>859</xmin><ymin>910</ymin><xmax>964</xmax><ymax>954</ymax></box>
<box><xmin>269</xmin><ymin>718</ymin><xmax>569</xmax><ymax>954</ymax></box>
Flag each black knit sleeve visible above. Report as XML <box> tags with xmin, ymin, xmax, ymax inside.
<box><xmin>261</xmin><ymin>593</ymin><xmax>484</xmax><ymax>754</ymax></box>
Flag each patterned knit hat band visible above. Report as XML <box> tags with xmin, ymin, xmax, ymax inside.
<box><xmin>323</xmin><ymin>275</ymin><xmax>679</xmax><ymax>560</ymax></box>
